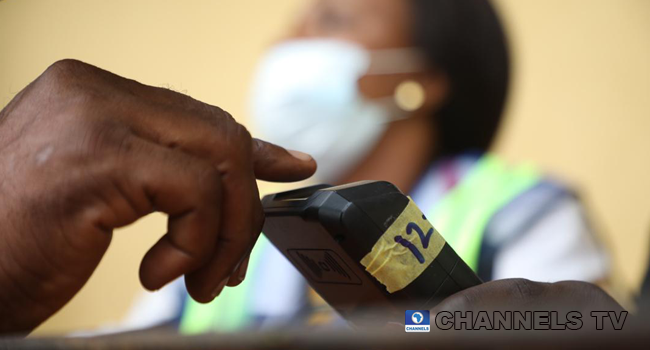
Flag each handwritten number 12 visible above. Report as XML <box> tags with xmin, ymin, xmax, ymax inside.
<box><xmin>394</xmin><ymin>215</ymin><xmax>432</xmax><ymax>264</ymax></box>
<box><xmin>406</xmin><ymin>215</ymin><xmax>433</xmax><ymax>249</ymax></box>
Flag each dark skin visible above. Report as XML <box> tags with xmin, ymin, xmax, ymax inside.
<box><xmin>432</xmin><ymin>279</ymin><xmax>624</xmax><ymax>320</ymax></box>
<box><xmin>293</xmin><ymin>0</ymin><xmax>625</xmax><ymax>317</ymax></box>
<box><xmin>0</xmin><ymin>59</ymin><xmax>316</xmax><ymax>334</ymax></box>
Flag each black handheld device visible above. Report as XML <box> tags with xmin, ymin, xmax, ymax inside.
<box><xmin>261</xmin><ymin>181</ymin><xmax>482</xmax><ymax>325</ymax></box>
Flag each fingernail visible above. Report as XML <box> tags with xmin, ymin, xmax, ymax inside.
<box><xmin>210</xmin><ymin>277</ymin><xmax>229</xmax><ymax>299</ymax></box>
<box><xmin>238</xmin><ymin>259</ymin><xmax>250</xmax><ymax>282</ymax></box>
<box><xmin>288</xmin><ymin>149</ymin><xmax>313</xmax><ymax>162</ymax></box>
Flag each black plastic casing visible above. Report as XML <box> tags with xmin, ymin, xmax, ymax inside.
<box><xmin>262</xmin><ymin>181</ymin><xmax>482</xmax><ymax>325</ymax></box>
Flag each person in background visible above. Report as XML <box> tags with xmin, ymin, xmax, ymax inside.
<box><xmin>124</xmin><ymin>0</ymin><xmax>610</xmax><ymax>333</ymax></box>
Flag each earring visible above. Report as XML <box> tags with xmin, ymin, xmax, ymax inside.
<box><xmin>394</xmin><ymin>80</ymin><xmax>425</xmax><ymax>112</ymax></box>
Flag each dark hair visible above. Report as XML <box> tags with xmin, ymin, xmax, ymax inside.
<box><xmin>410</xmin><ymin>0</ymin><xmax>510</xmax><ymax>156</ymax></box>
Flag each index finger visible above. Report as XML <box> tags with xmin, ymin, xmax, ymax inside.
<box><xmin>252</xmin><ymin>138</ymin><xmax>317</xmax><ymax>182</ymax></box>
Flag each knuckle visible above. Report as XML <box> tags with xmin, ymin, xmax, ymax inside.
<box><xmin>556</xmin><ymin>281</ymin><xmax>604</xmax><ymax>299</ymax></box>
<box><xmin>457</xmin><ymin>292</ymin><xmax>474</xmax><ymax>310</ymax></box>
<box><xmin>251</xmin><ymin>138</ymin><xmax>265</xmax><ymax>156</ymax></box>
<box><xmin>196</xmin><ymin>106</ymin><xmax>253</xmax><ymax>155</ymax></box>
<box><xmin>42</xmin><ymin>59</ymin><xmax>87</xmax><ymax>83</ymax></box>
<box><xmin>509</xmin><ymin>278</ymin><xmax>545</xmax><ymax>300</ymax></box>
<box><xmin>436</xmin><ymin>292</ymin><xmax>472</xmax><ymax>313</ymax></box>
<box><xmin>51</xmin><ymin>58</ymin><xmax>83</xmax><ymax>69</ymax></box>
<box><xmin>40</xmin><ymin>59</ymin><xmax>105</xmax><ymax>108</ymax></box>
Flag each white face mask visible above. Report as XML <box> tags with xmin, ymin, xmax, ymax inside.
<box><xmin>249</xmin><ymin>39</ymin><xmax>423</xmax><ymax>183</ymax></box>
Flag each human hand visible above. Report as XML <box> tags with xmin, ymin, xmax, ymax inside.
<box><xmin>0</xmin><ymin>59</ymin><xmax>316</xmax><ymax>334</ymax></box>
<box><xmin>431</xmin><ymin>279</ymin><xmax>623</xmax><ymax>314</ymax></box>
<box><xmin>430</xmin><ymin>278</ymin><xmax>625</xmax><ymax>330</ymax></box>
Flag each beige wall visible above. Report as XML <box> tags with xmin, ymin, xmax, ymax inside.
<box><xmin>0</xmin><ymin>0</ymin><xmax>648</xmax><ymax>335</ymax></box>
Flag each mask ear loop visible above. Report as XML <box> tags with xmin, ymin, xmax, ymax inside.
<box><xmin>366</xmin><ymin>47</ymin><xmax>428</xmax><ymax>75</ymax></box>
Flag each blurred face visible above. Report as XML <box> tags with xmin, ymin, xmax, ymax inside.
<box><xmin>251</xmin><ymin>0</ymin><xmax>447</xmax><ymax>186</ymax></box>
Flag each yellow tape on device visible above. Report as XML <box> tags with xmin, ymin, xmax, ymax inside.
<box><xmin>360</xmin><ymin>198</ymin><xmax>445</xmax><ymax>293</ymax></box>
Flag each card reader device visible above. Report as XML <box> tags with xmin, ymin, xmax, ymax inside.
<box><xmin>261</xmin><ymin>181</ymin><xmax>482</xmax><ymax>326</ymax></box>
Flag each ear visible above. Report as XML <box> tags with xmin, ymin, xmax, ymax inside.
<box><xmin>418</xmin><ymin>70</ymin><xmax>449</xmax><ymax>113</ymax></box>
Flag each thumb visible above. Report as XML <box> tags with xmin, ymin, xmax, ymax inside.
<box><xmin>252</xmin><ymin>138</ymin><xmax>317</xmax><ymax>182</ymax></box>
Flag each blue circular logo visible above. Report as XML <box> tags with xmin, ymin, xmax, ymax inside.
<box><xmin>411</xmin><ymin>312</ymin><xmax>424</xmax><ymax>324</ymax></box>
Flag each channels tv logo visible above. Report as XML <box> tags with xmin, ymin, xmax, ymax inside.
<box><xmin>405</xmin><ymin>310</ymin><xmax>430</xmax><ymax>332</ymax></box>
